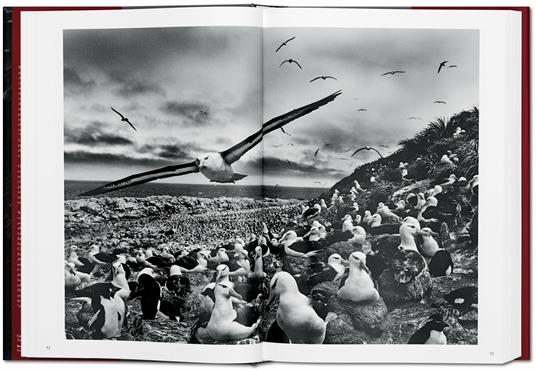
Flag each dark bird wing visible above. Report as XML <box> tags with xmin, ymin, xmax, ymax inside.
<box><xmin>381</xmin><ymin>71</ymin><xmax>392</xmax><ymax>76</ymax></box>
<box><xmin>309</xmin><ymin>76</ymin><xmax>322</xmax><ymax>83</ymax></box>
<box><xmin>279</xmin><ymin>60</ymin><xmax>288</xmax><ymax>68</ymax></box>
<box><xmin>369</xmin><ymin>147</ymin><xmax>384</xmax><ymax>158</ymax></box>
<box><xmin>314</xmin><ymin>148</ymin><xmax>320</xmax><ymax>157</ymax></box>
<box><xmin>291</xmin><ymin>60</ymin><xmax>302</xmax><ymax>69</ymax></box>
<box><xmin>285</xmin><ymin>36</ymin><xmax>296</xmax><ymax>44</ymax></box>
<box><xmin>125</xmin><ymin>120</ymin><xmax>137</xmax><ymax>131</ymax></box>
<box><xmin>110</xmin><ymin>107</ymin><xmax>125</xmax><ymax>120</ymax></box>
<box><xmin>438</xmin><ymin>61</ymin><xmax>447</xmax><ymax>73</ymax></box>
<box><xmin>350</xmin><ymin>147</ymin><xmax>368</xmax><ymax>157</ymax></box>
<box><xmin>220</xmin><ymin>91</ymin><xmax>341</xmax><ymax>164</ymax></box>
<box><xmin>325</xmin><ymin>76</ymin><xmax>337</xmax><ymax>80</ymax></box>
<box><xmin>80</xmin><ymin>161</ymin><xmax>199</xmax><ymax>196</ymax></box>
<box><xmin>275</xmin><ymin>43</ymin><xmax>285</xmax><ymax>53</ymax></box>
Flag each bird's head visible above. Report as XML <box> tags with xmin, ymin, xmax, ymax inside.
<box><xmin>267</xmin><ymin>271</ymin><xmax>297</xmax><ymax>305</ymax></box>
<box><xmin>215</xmin><ymin>264</ymin><xmax>230</xmax><ymax>282</ymax></box>
<box><xmin>195</xmin><ymin>153</ymin><xmax>222</xmax><ymax>170</ymax></box>
<box><xmin>214</xmin><ymin>282</ymin><xmax>242</xmax><ymax>301</ymax></box>
<box><xmin>328</xmin><ymin>253</ymin><xmax>347</xmax><ymax>267</ymax></box>
<box><xmin>348</xmin><ymin>251</ymin><xmax>370</xmax><ymax>274</ymax></box>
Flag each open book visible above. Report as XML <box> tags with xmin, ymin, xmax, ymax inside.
<box><xmin>3</xmin><ymin>3</ymin><xmax>530</xmax><ymax>364</ymax></box>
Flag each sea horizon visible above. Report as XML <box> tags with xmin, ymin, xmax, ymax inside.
<box><xmin>65</xmin><ymin>180</ymin><xmax>329</xmax><ymax>201</ymax></box>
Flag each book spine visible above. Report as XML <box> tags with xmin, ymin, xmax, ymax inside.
<box><xmin>2</xmin><ymin>7</ymin><xmax>14</xmax><ymax>362</ymax></box>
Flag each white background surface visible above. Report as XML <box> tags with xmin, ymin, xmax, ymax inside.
<box><xmin>1</xmin><ymin>0</ymin><xmax>534</xmax><ymax>370</ymax></box>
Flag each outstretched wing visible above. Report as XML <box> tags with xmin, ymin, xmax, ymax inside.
<box><xmin>279</xmin><ymin>60</ymin><xmax>288</xmax><ymax>68</ymax></box>
<box><xmin>110</xmin><ymin>107</ymin><xmax>125</xmax><ymax>120</ymax></box>
<box><xmin>292</xmin><ymin>60</ymin><xmax>303</xmax><ymax>69</ymax></box>
<box><xmin>325</xmin><ymin>76</ymin><xmax>337</xmax><ymax>80</ymax></box>
<box><xmin>126</xmin><ymin>120</ymin><xmax>137</xmax><ymax>131</ymax></box>
<box><xmin>369</xmin><ymin>147</ymin><xmax>384</xmax><ymax>158</ymax></box>
<box><xmin>220</xmin><ymin>91</ymin><xmax>341</xmax><ymax>164</ymax></box>
<box><xmin>309</xmin><ymin>76</ymin><xmax>321</xmax><ymax>83</ymax></box>
<box><xmin>350</xmin><ymin>147</ymin><xmax>368</xmax><ymax>157</ymax></box>
<box><xmin>80</xmin><ymin>161</ymin><xmax>199</xmax><ymax>196</ymax></box>
<box><xmin>275</xmin><ymin>43</ymin><xmax>285</xmax><ymax>53</ymax></box>
<box><xmin>285</xmin><ymin>36</ymin><xmax>296</xmax><ymax>44</ymax></box>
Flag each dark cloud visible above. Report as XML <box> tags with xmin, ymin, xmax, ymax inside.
<box><xmin>64</xmin><ymin>67</ymin><xmax>96</xmax><ymax>90</ymax></box>
<box><xmin>137</xmin><ymin>140</ymin><xmax>202</xmax><ymax>161</ymax></box>
<box><xmin>160</xmin><ymin>100</ymin><xmax>211</xmax><ymax>125</ymax></box>
<box><xmin>109</xmin><ymin>70</ymin><xmax>165</xmax><ymax>97</ymax></box>
<box><xmin>64</xmin><ymin>122</ymin><xmax>133</xmax><ymax>146</ymax></box>
<box><xmin>243</xmin><ymin>156</ymin><xmax>347</xmax><ymax>179</ymax></box>
<box><xmin>64</xmin><ymin>151</ymin><xmax>173</xmax><ymax>168</ymax></box>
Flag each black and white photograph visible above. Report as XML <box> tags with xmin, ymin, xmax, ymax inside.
<box><xmin>63</xmin><ymin>25</ymin><xmax>479</xmax><ymax>345</ymax></box>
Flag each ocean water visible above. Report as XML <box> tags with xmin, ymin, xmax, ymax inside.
<box><xmin>65</xmin><ymin>180</ymin><xmax>327</xmax><ymax>201</ymax></box>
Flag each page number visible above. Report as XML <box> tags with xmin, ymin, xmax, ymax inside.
<box><xmin>46</xmin><ymin>345</ymin><xmax>51</xmax><ymax>351</ymax></box>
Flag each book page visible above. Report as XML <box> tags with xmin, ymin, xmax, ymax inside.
<box><xmin>17</xmin><ymin>4</ymin><xmax>522</xmax><ymax>365</ymax></box>
<box><xmin>20</xmin><ymin>6</ymin><xmax>266</xmax><ymax>363</ymax></box>
<box><xmin>261</xmin><ymin>6</ymin><xmax>521</xmax><ymax>363</ymax></box>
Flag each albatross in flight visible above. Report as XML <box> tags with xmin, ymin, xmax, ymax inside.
<box><xmin>111</xmin><ymin>107</ymin><xmax>137</xmax><ymax>131</ymax></box>
<box><xmin>81</xmin><ymin>91</ymin><xmax>341</xmax><ymax>196</ymax></box>
<box><xmin>275</xmin><ymin>36</ymin><xmax>296</xmax><ymax>53</ymax></box>
<box><xmin>350</xmin><ymin>146</ymin><xmax>384</xmax><ymax>159</ymax></box>
<box><xmin>279</xmin><ymin>59</ymin><xmax>303</xmax><ymax>69</ymax></box>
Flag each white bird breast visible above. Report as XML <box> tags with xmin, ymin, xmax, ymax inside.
<box><xmin>196</xmin><ymin>153</ymin><xmax>235</xmax><ymax>182</ymax></box>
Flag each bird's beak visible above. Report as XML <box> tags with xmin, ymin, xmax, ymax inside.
<box><xmin>359</xmin><ymin>260</ymin><xmax>371</xmax><ymax>274</ymax></box>
<box><xmin>215</xmin><ymin>271</ymin><xmax>222</xmax><ymax>282</ymax></box>
<box><xmin>228</xmin><ymin>287</ymin><xmax>243</xmax><ymax>301</ymax></box>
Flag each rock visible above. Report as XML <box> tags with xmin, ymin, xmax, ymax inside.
<box><xmin>327</xmin><ymin>296</ymin><xmax>388</xmax><ymax>337</ymax></box>
<box><xmin>324</xmin><ymin>314</ymin><xmax>370</xmax><ymax>344</ymax></box>
<box><xmin>128</xmin><ymin>313</ymin><xmax>191</xmax><ymax>343</ymax></box>
<box><xmin>282</xmin><ymin>256</ymin><xmax>309</xmax><ymax>276</ymax></box>
<box><xmin>378</xmin><ymin>303</ymin><xmax>437</xmax><ymax>343</ymax></box>
<box><xmin>377</xmin><ymin>269</ymin><xmax>432</xmax><ymax>309</ymax></box>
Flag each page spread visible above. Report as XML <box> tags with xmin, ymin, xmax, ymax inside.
<box><xmin>8</xmin><ymin>4</ymin><xmax>526</xmax><ymax>364</ymax></box>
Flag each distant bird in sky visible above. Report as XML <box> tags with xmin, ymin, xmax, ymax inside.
<box><xmin>309</xmin><ymin>75</ymin><xmax>337</xmax><ymax>83</ymax></box>
<box><xmin>357</xmin><ymin>108</ymin><xmax>367</xmax><ymax>112</ymax></box>
<box><xmin>437</xmin><ymin>60</ymin><xmax>448</xmax><ymax>73</ymax></box>
<box><xmin>408</xmin><ymin>116</ymin><xmax>423</xmax><ymax>120</ymax></box>
<box><xmin>280</xmin><ymin>59</ymin><xmax>302</xmax><ymax>69</ymax></box>
<box><xmin>314</xmin><ymin>143</ymin><xmax>331</xmax><ymax>157</ymax></box>
<box><xmin>281</xmin><ymin>127</ymin><xmax>292</xmax><ymax>136</ymax></box>
<box><xmin>350</xmin><ymin>146</ymin><xmax>384</xmax><ymax>158</ymax></box>
<box><xmin>81</xmin><ymin>91</ymin><xmax>341</xmax><ymax>196</ymax></box>
<box><xmin>273</xmin><ymin>145</ymin><xmax>283</xmax><ymax>148</ymax></box>
<box><xmin>338</xmin><ymin>157</ymin><xmax>349</xmax><ymax>160</ymax></box>
<box><xmin>275</xmin><ymin>36</ymin><xmax>295</xmax><ymax>52</ymax></box>
<box><xmin>448</xmin><ymin>64</ymin><xmax>457</xmax><ymax>69</ymax></box>
<box><xmin>434</xmin><ymin>100</ymin><xmax>446</xmax><ymax>104</ymax></box>
<box><xmin>199</xmin><ymin>110</ymin><xmax>209</xmax><ymax>117</ymax></box>
<box><xmin>381</xmin><ymin>70</ymin><xmax>406</xmax><ymax>76</ymax></box>
<box><xmin>379</xmin><ymin>145</ymin><xmax>389</xmax><ymax>148</ymax></box>
<box><xmin>111</xmin><ymin>107</ymin><xmax>136</xmax><ymax>131</ymax></box>
<box><xmin>286</xmin><ymin>159</ymin><xmax>292</xmax><ymax>166</ymax></box>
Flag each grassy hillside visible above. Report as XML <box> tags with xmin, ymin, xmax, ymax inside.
<box><xmin>321</xmin><ymin>107</ymin><xmax>479</xmax><ymax>211</ymax></box>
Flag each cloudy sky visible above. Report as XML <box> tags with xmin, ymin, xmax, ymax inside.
<box><xmin>64</xmin><ymin>26</ymin><xmax>478</xmax><ymax>187</ymax></box>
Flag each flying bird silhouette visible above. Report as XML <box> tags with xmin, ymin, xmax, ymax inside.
<box><xmin>313</xmin><ymin>143</ymin><xmax>331</xmax><ymax>157</ymax></box>
<box><xmin>381</xmin><ymin>70</ymin><xmax>406</xmax><ymax>76</ymax></box>
<box><xmin>111</xmin><ymin>107</ymin><xmax>136</xmax><ymax>131</ymax></box>
<box><xmin>433</xmin><ymin>101</ymin><xmax>446</xmax><ymax>104</ymax></box>
<box><xmin>437</xmin><ymin>60</ymin><xmax>448</xmax><ymax>73</ymax></box>
<box><xmin>275</xmin><ymin>36</ymin><xmax>296</xmax><ymax>53</ymax></box>
<box><xmin>408</xmin><ymin>116</ymin><xmax>423</xmax><ymax>120</ymax></box>
<box><xmin>448</xmin><ymin>64</ymin><xmax>457</xmax><ymax>68</ymax></box>
<box><xmin>357</xmin><ymin>108</ymin><xmax>367</xmax><ymax>112</ymax></box>
<box><xmin>379</xmin><ymin>145</ymin><xmax>389</xmax><ymax>148</ymax></box>
<box><xmin>80</xmin><ymin>91</ymin><xmax>341</xmax><ymax>196</ymax></box>
<box><xmin>309</xmin><ymin>76</ymin><xmax>337</xmax><ymax>83</ymax></box>
<box><xmin>350</xmin><ymin>146</ymin><xmax>384</xmax><ymax>159</ymax></box>
<box><xmin>279</xmin><ymin>59</ymin><xmax>302</xmax><ymax>69</ymax></box>
<box><xmin>281</xmin><ymin>127</ymin><xmax>292</xmax><ymax>136</ymax></box>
